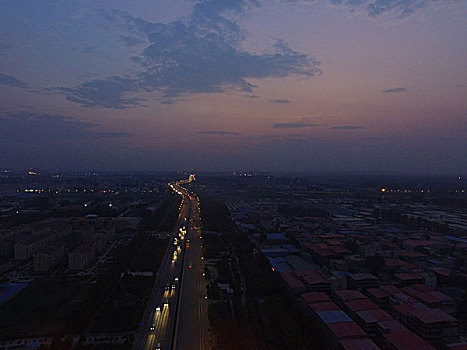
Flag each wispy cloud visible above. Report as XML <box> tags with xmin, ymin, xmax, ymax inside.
<box><xmin>198</xmin><ymin>130</ymin><xmax>242</xmax><ymax>136</ymax></box>
<box><xmin>328</xmin><ymin>0</ymin><xmax>436</xmax><ymax>17</ymax></box>
<box><xmin>269</xmin><ymin>99</ymin><xmax>291</xmax><ymax>104</ymax></box>
<box><xmin>331</xmin><ymin>125</ymin><xmax>366</xmax><ymax>130</ymax></box>
<box><xmin>54</xmin><ymin>76</ymin><xmax>143</xmax><ymax>109</ymax></box>
<box><xmin>56</xmin><ymin>2</ymin><xmax>320</xmax><ymax>109</ymax></box>
<box><xmin>382</xmin><ymin>87</ymin><xmax>406</xmax><ymax>93</ymax></box>
<box><xmin>0</xmin><ymin>73</ymin><xmax>28</xmax><ymax>88</ymax></box>
<box><xmin>273</xmin><ymin>122</ymin><xmax>320</xmax><ymax>129</ymax></box>
<box><xmin>0</xmin><ymin>112</ymin><xmax>131</xmax><ymax>143</ymax></box>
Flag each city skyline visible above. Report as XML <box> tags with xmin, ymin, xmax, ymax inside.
<box><xmin>1</xmin><ymin>0</ymin><xmax>466</xmax><ymax>174</ymax></box>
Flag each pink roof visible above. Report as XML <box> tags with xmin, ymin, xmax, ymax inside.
<box><xmin>301</xmin><ymin>292</ymin><xmax>331</xmax><ymax>304</ymax></box>
<box><xmin>345</xmin><ymin>299</ymin><xmax>379</xmax><ymax>312</ymax></box>
<box><xmin>335</xmin><ymin>290</ymin><xmax>367</xmax><ymax>302</ymax></box>
<box><xmin>384</xmin><ymin>331</ymin><xmax>436</xmax><ymax>350</ymax></box>
<box><xmin>328</xmin><ymin>321</ymin><xmax>367</xmax><ymax>339</ymax></box>
<box><xmin>339</xmin><ymin>338</ymin><xmax>381</xmax><ymax>350</ymax></box>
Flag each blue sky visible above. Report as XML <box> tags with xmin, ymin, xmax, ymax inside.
<box><xmin>0</xmin><ymin>0</ymin><xmax>466</xmax><ymax>174</ymax></box>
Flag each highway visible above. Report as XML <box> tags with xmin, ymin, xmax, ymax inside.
<box><xmin>134</xmin><ymin>174</ymin><xmax>208</xmax><ymax>350</ymax></box>
<box><xmin>173</xmin><ymin>189</ymin><xmax>209</xmax><ymax>350</ymax></box>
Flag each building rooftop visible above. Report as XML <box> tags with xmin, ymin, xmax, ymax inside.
<box><xmin>384</xmin><ymin>331</ymin><xmax>436</xmax><ymax>350</ymax></box>
<box><xmin>348</xmin><ymin>273</ymin><xmax>378</xmax><ymax>281</ymax></box>
<box><xmin>318</xmin><ymin>310</ymin><xmax>353</xmax><ymax>324</ymax></box>
<box><xmin>328</xmin><ymin>321</ymin><xmax>367</xmax><ymax>339</ymax></box>
<box><xmin>394</xmin><ymin>273</ymin><xmax>424</xmax><ymax>281</ymax></box>
<box><xmin>280</xmin><ymin>272</ymin><xmax>306</xmax><ymax>290</ymax></box>
<box><xmin>335</xmin><ymin>290</ymin><xmax>367</xmax><ymax>302</ymax></box>
<box><xmin>311</xmin><ymin>301</ymin><xmax>342</xmax><ymax>312</ymax></box>
<box><xmin>301</xmin><ymin>270</ymin><xmax>329</xmax><ymax>285</ymax></box>
<box><xmin>409</xmin><ymin>308</ymin><xmax>458</xmax><ymax>324</ymax></box>
<box><xmin>366</xmin><ymin>288</ymin><xmax>389</xmax><ymax>299</ymax></box>
<box><xmin>301</xmin><ymin>291</ymin><xmax>331</xmax><ymax>304</ymax></box>
<box><xmin>356</xmin><ymin>308</ymin><xmax>393</xmax><ymax>324</ymax></box>
<box><xmin>339</xmin><ymin>338</ymin><xmax>381</xmax><ymax>350</ymax></box>
<box><xmin>345</xmin><ymin>299</ymin><xmax>379</xmax><ymax>312</ymax></box>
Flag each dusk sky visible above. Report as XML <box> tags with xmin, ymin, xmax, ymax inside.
<box><xmin>0</xmin><ymin>0</ymin><xmax>466</xmax><ymax>174</ymax></box>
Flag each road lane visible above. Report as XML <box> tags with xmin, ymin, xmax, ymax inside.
<box><xmin>135</xmin><ymin>175</ymin><xmax>208</xmax><ymax>350</ymax></box>
<box><xmin>134</xmin><ymin>188</ymin><xmax>190</xmax><ymax>350</ymax></box>
<box><xmin>173</xmin><ymin>195</ymin><xmax>209</xmax><ymax>350</ymax></box>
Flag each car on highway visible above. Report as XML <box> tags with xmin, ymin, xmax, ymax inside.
<box><xmin>155</xmin><ymin>306</ymin><xmax>160</xmax><ymax>312</ymax></box>
<box><xmin>155</xmin><ymin>343</ymin><xmax>161</xmax><ymax>350</ymax></box>
<box><xmin>164</xmin><ymin>299</ymin><xmax>169</xmax><ymax>307</ymax></box>
<box><xmin>149</xmin><ymin>323</ymin><xmax>155</xmax><ymax>331</ymax></box>
<box><xmin>165</xmin><ymin>283</ymin><xmax>170</xmax><ymax>291</ymax></box>
<box><xmin>188</xmin><ymin>263</ymin><xmax>192</xmax><ymax>269</ymax></box>
<box><xmin>171</xmin><ymin>284</ymin><xmax>176</xmax><ymax>290</ymax></box>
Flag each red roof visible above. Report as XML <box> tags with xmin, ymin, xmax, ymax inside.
<box><xmin>310</xmin><ymin>301</ymin><xmax>342</xmax><ymax>312</ymax></box>
<box><xmin>401</xmin><ymin>286</ymin><xmax>419</xmax><ymax>297</ymax></box>
<box><xmin>380</xmin><ymin>284</ymin><xmax>402</xmax><ymax>294</ymax></box>
<box><xmin>377</xmin><ymin>320</ymin><xmax>409</xmax><ymax>333</ymax></box>
<box><xmin>324</xmin><ymin>239</ymin><xmax>343</xmax><ymax>246</ymax></box>
<box><xmin>429</xmin><ymin>291</ymin><xmax>454</xmax><ymax>303</ymax></box>
<box><xmin>280</xmin><ymin>273</ymin><xmax>306</xmax><ymax>290</ymax></box>
<box><xmin>349</xmin><ymin>273</ymin><xmax>377</xmax><ymax>281</ymax></box>
<box><xmin>294</xmin><ymin>269</ymin><xmax>318</xmax><ymax>277</ymax></box>
<box><xmin>393</xmin><ymin>303</ymin><xmax>414</xmax><ymax>317</ymax></box>
<box><xmin>366</xmin><ymin>288</ymin><xmax>389</xmax><ymax>299</ymax></box>
<box><xmin>335</xmin><ymin>290</ymin><xmax>367</xmax><ymax>302</ymax></box>
<box><xmin>302</xmin><ymin>270</ymin><xmax>329</xmax><ymax>285</ymax></box>
<box><xmin>329</xmin><ymin>245</ymin><xmax>352</xmax><ymax>254</ymax></box>
<box><xmin>394</xmin><ymin>273</ymin><xmax>424</xmax><ymax>281</ymax></box>
<box><xmin>328</xmin><ymin>321</ymin><xmax>367</xmax><ymax>339</ymax></box>
<box><xmin>339</xmin><ymin>338</ymin><xmax>381</xmax><ymax>350</ymax></box>
<box><xmin>409</xmin><ymin>308</ymin><xmax>458</xmax><ymax>324</ymax></box>
<box><xmin>412</xmin><ymin>283</ymin><xmax>433</xmax><ymax>292</ymax></box>
<box><xmin>384</xmin><ymin>331</ymin><xmax>436</xmax><ymax>350</ymax></box>
<box><xmin>431</xmin><ymin>268</ymin><xmax>451</xmax><ymax>277</ymax></box>
<box><xmin>403</xmin><ymin>240</ymin><xmax>436</xmax><ymax>247</ymax></box>
<box><xmin>301</xmin><ymin>291</ymin><xmax>331</xmax><ymax>304</ymax></box>
<box><xmin>381</xmin><ymin>240</ymin><xmax>397</xmax><ymax>248</ymax></box>
<box><xmin>385</xmin><ymin>258</ymin><xmax>408</xmax><ymax>267</ymax></box>
<box><xmin>356</xmin><ymin>308</ymin><xmax>393</xmax><ymax>324</ymax></box>
<box><xmin>345</xmin><ymin>299</ymin><xmax>379</xmax><ymax>312</ymax></box>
